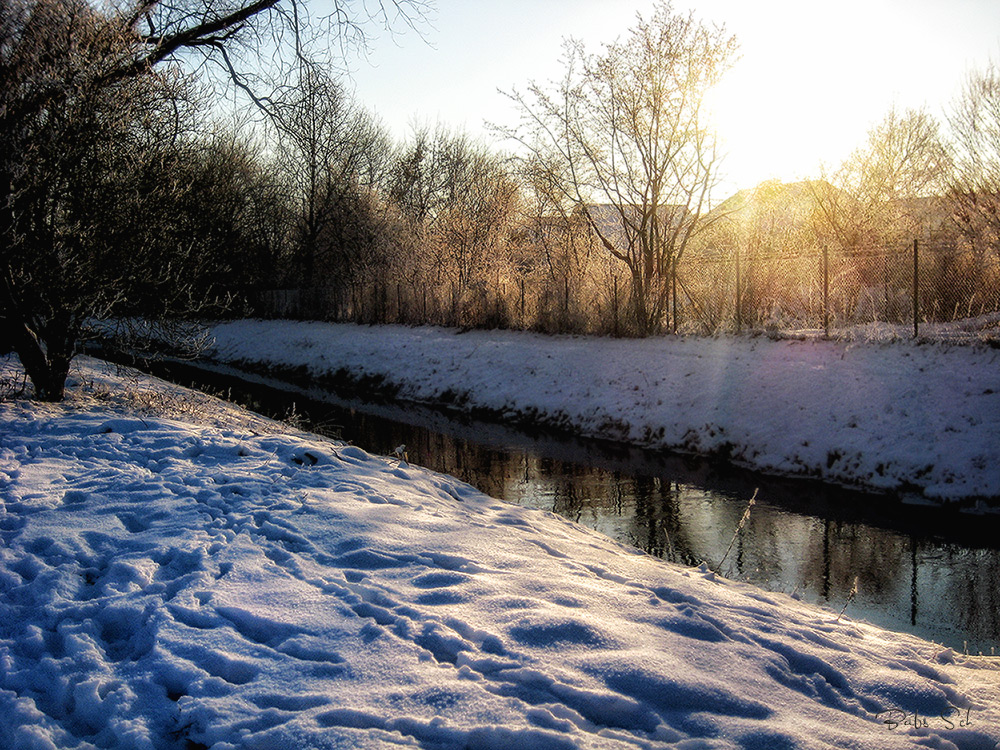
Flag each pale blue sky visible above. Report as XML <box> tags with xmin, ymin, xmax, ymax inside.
<box><xmin>350</xmin><ymin>0</ymin><xmax>1000</xmax><ymax>195</ymax></box>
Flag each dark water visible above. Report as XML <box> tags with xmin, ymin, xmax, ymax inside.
<box><xmin>151</xmin><ymin>360</ymin><xmax>1000</xmax><ymax>654</ymax></box>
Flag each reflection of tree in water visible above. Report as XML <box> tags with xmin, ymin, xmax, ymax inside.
<box><xmin>545</xmin><ymin>461</ymin><xmax>627</xmax><ymax>525</ymax></box>
<box><xmin>550</xmin><ymin>478</ymin><xmax>584</xmax><ymax>524</ymax></box>
<box><xmin>837</xmin><ymin>523</ymin><xmax>910</xmax><ymax>605</ymax></box>
<box><xmin>947</xmin><ymin>548</ymin><xmax>1000</xmax><ymax>653</ymax></box>
<box><xmin>632</xmin><ymin>476</ymin><xmax>658</xmax><ymax>555</ymax></box>
<box><xmin>792</xmin><ymin>518</ymin><xmax>911</xmax><ymax>605</ymax></box>
<box><xmin>726</xmin><ymin>506</ymin><xmax>790</xmax><ymax>584</ymax></box>
<box><xmin>397</xmin><ymin>425</ymin><xmax>516</xmax><ymax>500</ymax></box>
<box><xmin>621</xmin><ymin>477</ymin><xmax>700</xmax><ymax>566</ymax></box>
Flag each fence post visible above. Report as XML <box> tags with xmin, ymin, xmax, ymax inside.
<box><xmin>735</xmin><ymin>246</ymin><xmax>742</xmax><ymax>333</ymax></box>
<box><xmin>671</xmin><ymin>262</ymin><xmax>678</xmax><ymax>334</ymax></box>
<box><xmin>883</xmin><ymin>255</ymin><xmax>890</xmax><ymax>321</ymax></box>
<box><xmin>912</xmin><ymin>238</ymin><xmax>919</xmax><ymax>338</ymax></box>
<box><xmin>501</xmin><ymin>270</ymin><xmax>507</xmax><ymax>326</ymax></box>
<box><xmin>612</xmin><ymin>276</ymin><xmax>619</xmax><ymax>337</ymax></box>
<box><xmin>823</xmin><ymin>245</ymin><xmax>830</xmax><ymax>338</ymax></box>
<box><xmin>518</xmin><ymin>279</ymin><xmax>525</xmax><ymax>327</ymax></box>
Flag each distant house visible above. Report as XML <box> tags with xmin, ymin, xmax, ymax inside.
<box><xmin>698</xmin><ymin>179</ymin><xmax>960</xmax><ymax>255</ymax></box>
<box><xmin>897</xmin><ymin>195</ymin><xmax>958</xmax><ymax>245</ymax></box>
<box><xmin>524</xmin><ymin>202</ymin><xmax>692</xmax><ymax>254</ymax></box>
<box><xmin>706</xmin><ymin>180</ymin><xmax>832</xmax><ymax>229</ymax></box>
<box><xmin>576</xmin><ymin>203</ymin><xmax>692</xmax><ymax>252</ymax></box>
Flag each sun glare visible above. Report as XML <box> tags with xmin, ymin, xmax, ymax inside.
<box><xmin>694</xmin><ymin>0</ymin><xmax>981</xmax><ymax>197</ymax></box>
<box><xmin>703</xmin><ymin>6</ymin><xmax>882</xmax><ymax>195</ymax></box>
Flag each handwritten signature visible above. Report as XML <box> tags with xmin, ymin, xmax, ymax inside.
<box><xmin>878</xmin><ymin>705</ymin><xmax>998</xmax><ymax>734</ymax></box>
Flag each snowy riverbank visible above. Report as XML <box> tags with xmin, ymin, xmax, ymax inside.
<box><xmin>1</xmin><ymin>357</ymin><xmax>999</xmax><ymax>749</ymax></box>
<box><xmin>207</xmin><ymin>321</ymin><xmax>1000</xmax><ymax>502</ymax></box>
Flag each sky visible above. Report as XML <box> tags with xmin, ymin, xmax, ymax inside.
<box><xmin>349</xmin><ymin>0</ymin><xmax>1000</xmax><ymax>197</ymax></box>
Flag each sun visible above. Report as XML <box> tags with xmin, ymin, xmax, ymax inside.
<box><xmin>697</xmin><ymin>0</ymin><xmax>917</xmax><ymax>197</ymax></box>
<box><xmin>703</xmin><ymin>69</ymin><xmax>828</xmax><ymax>196</ymax></box>
<box><xmin>704</xmin><ymin>48</ymin><xmax>855</xmax><ymax>196</ymax></box>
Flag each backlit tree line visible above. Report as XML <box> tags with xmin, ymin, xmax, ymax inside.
<box><xmin>3</xmin><ymin>0</ymin><xmax>1000</xmax><ymax>402</ymax></box>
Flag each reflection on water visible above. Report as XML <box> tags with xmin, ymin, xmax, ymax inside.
<box><xmin>155</xmin><ymin>360</ymin><xmax>1000</xmax><ymax>654</ymax></box>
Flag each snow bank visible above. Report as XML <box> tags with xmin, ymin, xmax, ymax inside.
<box><xmin>1</xmin><ymin>358</ymin><xmax>998</xmax><ymax>750</ymax></box>
<box><xmin>207</xmin><ymin>321</ymin><xmax>1000</xmax><ymax>501</ymax></box>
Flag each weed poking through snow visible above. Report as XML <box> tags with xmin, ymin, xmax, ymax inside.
<box><xmin>837</xmin><ymin>576</ymin><xmax>859</xmax><ymax>622</ymax></box>
<box><xmin>718</xmin><ymin>488</ymin><xmax>758</xmax><ymax>572</ymax></box>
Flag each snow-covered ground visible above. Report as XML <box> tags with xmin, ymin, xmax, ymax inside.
<box><xmin>206</xmin><ymin>321</ymin><xmax>1000</xmax><ymax>502</ymax></box>
<box><xmin>2</xmin><ymin>357</ymin><xmax>999</xmax><ymax>750</ymax></box>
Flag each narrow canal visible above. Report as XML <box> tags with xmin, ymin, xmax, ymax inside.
<box><xmin>150</xmin><ymin>359</ymin><xmax>1000</xmax><ymax>655</ymax></box>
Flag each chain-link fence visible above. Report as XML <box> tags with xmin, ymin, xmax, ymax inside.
<box><xmin>254</xmin><ymin>239</ymin><xmax>1000</xmax><ymax>341</ymax></box>
<box><xmin>677</xmin><ymin>240</ymin><xmax>1000</xmax><ymax>338</ymax></box>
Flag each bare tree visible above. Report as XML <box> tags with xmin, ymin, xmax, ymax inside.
<box><xmin>519</xmin><ymin>155</ymin><xmax>593</xmax><ymax>287</ymax></box>
<box><xmin>498</xmin><ymin>1</ymin><xmax>737</xmax><ymax>335</ymax></box>
<box><xmin>272</xmin><ymin>62</ymin><xmax>393</xmax><ymax>290</ymax></box>
<box><xmin>515</xmin><ymin>154</ymin><xmax>599</xmax><ymax>330</ymax></box>
<box><xmin>812</xmin><ymin>106</ymin><xmax>949</xmax><ymax>252</ymax></box>
<box><xmin>0</xmin><ymin>0</ymin><xmax>429</xmax><ymax>400</ymax></box>
<box><xmin>0</xmin><ymin>0</ymin><xmax>207</xmax><ymax>401</ymax></box>
<box><xmin>145</xmin><ymin>128</ymin><xmax>295</xmax><ymax>306</ymax></box>
<box><xmin>392</xmin><ymin>124</ymin><xmax>521</xmax><ymax>296</ymax></box>
<box><xmin>948</xmin><ymin>63</ymin><xmax>1000</xmax><ymax>259</ymax></box>
<box><xmin>805</xmin><ymin>108</ymin><xmax>950</xmax><ymax>322</ymax></box>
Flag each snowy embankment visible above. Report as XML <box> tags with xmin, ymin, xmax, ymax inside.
<box><xmin>207</xmin><ymin>321</ymin><xmax>1000</xmax><ymax>502</ymax></box>
<box><xmin>2</xmin><ymin>357</ymin><xmax>999</xmax><ymax>750</ymax></box>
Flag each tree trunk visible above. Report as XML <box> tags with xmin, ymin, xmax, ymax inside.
<box><xmin>630</xmin><ymin>271</ymin><xmax>650</xmax><ymax>336</ymax></box>
<box><xmin>8</xmin><ymin>319</ymin><xmax>71</xmax><ymax>401</ymax></box>
<box><xmin>30</xmin><ymin>356</ymin><xmax>70</xmax><ymax>402</ymax></box>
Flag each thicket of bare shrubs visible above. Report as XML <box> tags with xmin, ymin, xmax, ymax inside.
<box><xmin>4</xmin><ymin>0</ymin><xmax>1000</xmax><ymax>402</ymax></box>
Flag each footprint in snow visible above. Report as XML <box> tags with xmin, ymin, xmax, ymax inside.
<box><xmin>62</xmin><ymin>489</ymin><xmax>89</xmax><ymax>506</ymax></box>
<box><xmin>411</xmin><ymin>571</ymin><xmax>473</xmax><ymax>589</ymax></box>
<box><xmin>116</xmin><ymin>512</ymin><xmax>148</xmax><ymax>534</ymax></box>
<box><xmin>411</xmin><ymin>571</ymin><xmax>475</xmax><ymax>605</ymax></box>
